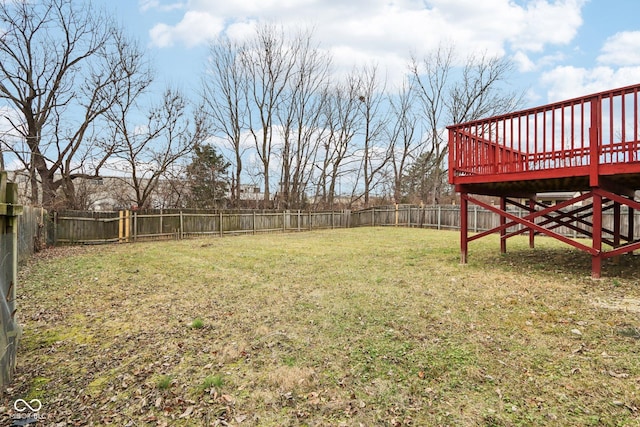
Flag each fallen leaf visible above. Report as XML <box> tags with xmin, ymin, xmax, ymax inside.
<box><xmin>608</xmin><ymin>371</ymin><xmax>629</xmax><ymax>379</ymax></box>
<box><xmin>221</xmin><ymin>394</ymin><xmax>235</xmax><ymax>404</ymax></box>
<box><xmin>179</xmin><ymin>405</ymin><xmax>194</xmax><ymax>419</ymax></box>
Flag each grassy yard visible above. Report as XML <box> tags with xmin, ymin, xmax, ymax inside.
<box><xmin>3</xmin><ymin>227</ymin><xmax>640</xmax><ymax>426</ymax></box>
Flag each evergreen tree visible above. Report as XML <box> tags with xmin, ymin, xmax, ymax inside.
<box><xmin>185</xmin><ymin>144</ymin><xmax>230</xmax><ymax>209</ymax></box>
<box><xmin>402</xmin><ymin>152</ymin><xmax>448</xmax><ymax>204</ymax></box>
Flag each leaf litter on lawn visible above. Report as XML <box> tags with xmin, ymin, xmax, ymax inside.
<box><xmin>3</xmin><ymin>228</ymin><xmax>640</xmax><ymax>426</ymax></box>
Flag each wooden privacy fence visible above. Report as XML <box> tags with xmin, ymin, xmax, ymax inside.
<box><xmin>54</xmin><ymin>209</ymin><xmax>352</xmax><ymax>244</ymax></box>
<box><xmin>0</xmin><ymin>172</ymin><xmax>23</xmax><ymax>393</ymax></box>
<box><xmin>52</xmin><ymin>204</ymin><xmax>640</xmax><ymax>245</ymax></box>
<box><xmin>349</xmin><ymin>204</ymin><xmax>640</xmax><ymax>238</ymax></box>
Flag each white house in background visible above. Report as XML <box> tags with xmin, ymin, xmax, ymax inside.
<box><xmin>536</xmin><ymin>191</ymin><xmax>583</xmax><ymax>206</ymax></box>
<box><xmin>237</xmin><ymin>184</ymin><xmax>264</xmax><ymax>201</ymax></box>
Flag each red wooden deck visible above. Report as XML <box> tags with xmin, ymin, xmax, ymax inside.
<box><xmin>448</xmin><ymin>83</ymin><xmax>640</xmax><ymax>278</ymax></box>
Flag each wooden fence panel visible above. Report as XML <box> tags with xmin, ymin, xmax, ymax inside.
<box><xmin>55</xmin><ymin>211</ymin><xmax>119</xmax><ymax>244</ymax></box>
<box><xmin>51</xmin><ymin>204</ymin><xmax>640</xmax><ymax>245</ymax></box>
<box><xmin>17</xmin><ymin>206</ymin><xmax>47</xmax><ymax>264</ymax></box>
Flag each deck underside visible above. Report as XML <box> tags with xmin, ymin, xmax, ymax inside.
<box><xmin>456</xmin><ymin>171</ymin><xmax>640</xmax><ymax>198</ymax></box>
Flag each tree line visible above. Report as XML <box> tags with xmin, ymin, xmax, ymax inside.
<box><xmin>0</xmin><ymin>0</ymin><xmax>522</xmax><ymax>211</ymax></box>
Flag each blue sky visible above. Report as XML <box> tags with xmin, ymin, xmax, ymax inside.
<box><xmin>96</xmin><ymin>0</ymin><xmax>640</xmax><ymax>109</ymax></box>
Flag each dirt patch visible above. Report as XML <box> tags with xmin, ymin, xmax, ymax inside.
<box><xmin>593</xmin><ymin>297</ymin><xmax>640</xmax><ymax>313</ymax></box>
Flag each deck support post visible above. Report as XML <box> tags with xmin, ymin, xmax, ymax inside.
<box><xmin>612</xmin><ymin>201</ymin><xmax>622</xmax><ymax>265</ymax></box>
<box><xmin>613</xmin><ymin>201</ymin><xmax>621</xmax><ymax>248</ymax></box>
<box><xmin>629</xmin><ymin>199</ymin><xmax>635</xmax><ymax>255</ymax></box>
<box><xmin>499</xmin><ymin>197</ymin><xmax>507</xmax><ymax>254</ymax></box>
<box><xmin>529</xmin><ymin>198</ymin><xmax>536</xmax><ymax>248</ymax></box>
<box><xmin>592</xmin><ymin>191</ymin><xmax>603</xmax><ymax>279</ymax></box>
<box><xmin>460</xmin><ymin>193</ymin><xmax>468</xmax><ymax>264</ymax></box>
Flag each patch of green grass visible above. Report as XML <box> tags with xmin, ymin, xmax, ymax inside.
<box><xmin>156</xmin><ymin>374</ymin><xmax>173</xmax><ymax>390</ymax></box>
<box><xmin>199</xmin><ymin>374</ymin><xmax>224</xmax><ymax>392</ymax></box>
<box><xmin>617</xmin><ymin>326</ymin><xmax>640</xmax><ymax>339</ymax></box>
<box><xmin>188</xmin><ymin>317</ymin><xmax>205</xmax><ymax>329</ymax></box>
<box><xmin>25</xmin><ymin>377</ymin><xmax>50</xmax><ymax>401</ymax></box>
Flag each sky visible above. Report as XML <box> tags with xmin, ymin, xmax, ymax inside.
<box><xmin>97</xmin><ymin>0</ymin><xmax>640</xmax><ymax>110</ymax></box>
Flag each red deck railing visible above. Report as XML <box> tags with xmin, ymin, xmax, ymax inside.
<box><xmin>448</xmin><ymin>83</ymin><xmax>640</xmax><ymax>187</ymax></box>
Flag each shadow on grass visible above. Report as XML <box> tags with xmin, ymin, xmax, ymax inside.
<box><xmin>478</xmin><ymin>245</ymin><xmax>640</xmax><ymax>280</ymax></box>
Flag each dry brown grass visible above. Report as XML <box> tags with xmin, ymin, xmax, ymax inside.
<box><xmin>3</xmin><ymin>227</ymin><xmax>640</xmax><ymax>426</ymax></box>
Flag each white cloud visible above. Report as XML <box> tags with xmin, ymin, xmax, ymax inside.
<box><xmin>597</xmin><ymin>31</ymin><xmax>640</xmax><ymax>66</ymax></box>
<box><xmin>540</xmin><ymin>65</ymin><xmax>640</xmax><ymax>102</ymax></box>
<box><xmin>508</xmin><ymin>0</ymin><xmax>585</xmax><ymax>52</ymax></box>
<box><xmin>149</xmin><ymin>11</ymin><xmax>225</xmax><ymax>47</ymax></box>
<box><xmin>538</xmin><ymin>27</ymin><xmax>640</xmax><ymax>103</ymax></box>
<box><xmin>513</xmin><ymin>51</ymin><xmax>536</xmax><ymax>72</ymax></box>
<box><xmin>147</xmin><ymin>0</ymin><xmax>587</xmax><ymax>82</ymax></box>
<box><xmin>139</xmin><ymin>0</ymin><xmax>185</xmax><ymax>13</ymax></box>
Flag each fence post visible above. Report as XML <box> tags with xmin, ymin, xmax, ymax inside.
<box><xmin>133</xmin><ymin>211</ymin><xmax>137</xmax><ymax>242</ymax></box>
<box><xmin>118</xmin><ymin>210</ymin><xmax>124</xmax><ymax>243</ymax></box>
<box><xmin>0</xmin><ymin>172</ymin><xmax>23</xmax><ymax>393</ymax></box>
<box><xmin>297</xmin><ymin>210</ymin><xmax>301</xmax><ymax>232</ymax></box>
<box><xmin>437</xmin><ymin>205</ymin><xmax>442</xmax><ymax>230</ymax></box>
<box><xmin>220</xmin><ymin>211</ymin><xmax>224</xmax><ymax>237</ymax></box>
<box><xmin>473</xmin><ymin>205</ymin><xmax>478</xmax><ymax>233</ymax></box>
<box><xmin>252</xmin><ymin>211</ymin><xmax>256</xmax><ymax>235</ymax></box>
<box><xmin>179</xmin><ymin>211</ymin><xmax>184</xmax><ymax>240</ymax></box>
<box><xmin>283</xmin><ymin>211</ymin><xmax>286</xmax><ymax>232</ymax></box>
<box><xmin>125</xmin><ymin>210</ymin><xmax>131</xmax><ymax>243</ymax></box>
<box><xmin>53</xmin><ymin>211</ymin><xmax>58</xmax><ymax>245</ymax></box>
<box><xmin>395</xmin><ymin>203</ymin><xmax>399</xmax><ymax>227</ymax></box>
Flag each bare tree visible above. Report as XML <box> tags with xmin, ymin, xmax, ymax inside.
<box><xmin>409</xmin><ymin>45</ymin><xmax>522</xmax><ymax>203</ymax></box>
<box><xmin>387</xmin><ymin>78</ymin><xmax>422</xmax><ymax>203</ymax></box>
<box><xmin>202</xmin><ymin>36</ymin><xmax>248</xmax><ymax>208</ymax></box>
<box><xmin>354</xmin><ymin>65</ymin><xmax>391</xmax><ymax>207</ymax></box>
<box><xmin>107</xmin><ymin>88</ymin><xmax>209</xmax><ymax>210</ymax></box>
<box><xmin>0</xmin><ymin>0</ymin><xmax>149</xmax><ymax>209</ymax></box>
<box><xmin>315</xmin><ymin>74</ymin><xmax>362</xmax><ymax>209</ymax></box>
<box><xmin>243</xmin><ymin>24</ymin><xmax>297</xmax><ymax>206</ymax></box>
<box><xmin>448</xmin><ymin>51</ymin><xmax>522</xmax><ymax>124</ymax></box>
<box><xmin>276</xmin><ymin>29</ymin><xmax>330</xmax><ymax>209</ymax></box>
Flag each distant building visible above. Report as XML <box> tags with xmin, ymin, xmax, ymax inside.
<box><xmin>237</xmin><ymin>184</ymin><xmax>263</xmax><ymax>201</ymax></box>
